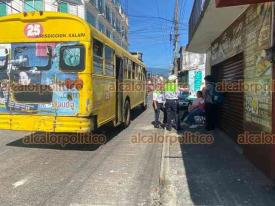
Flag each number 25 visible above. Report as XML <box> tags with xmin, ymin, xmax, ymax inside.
<box><xmin>27</xmin><ymin>24</ymin><xmax>41</xmax><ymax>37</ymax></box>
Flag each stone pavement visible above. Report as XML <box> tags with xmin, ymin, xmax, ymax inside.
<box><xmin>161</xmin><ymin>128</ymin><xmax>275</xmax><ymax>206</ymax></box>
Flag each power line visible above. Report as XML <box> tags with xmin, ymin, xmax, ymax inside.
<box><xmin>172</xmin><ymin>0</ymin><xmax>179</xmax><ymax>75</ymax></box>
<box><xmin>155</xmin><ymin>0</ymin><xmax>172</xmax><ymax>70</ymax></box>
<box><xmin>128</xmin><ymin>14</ymin><xmax>187</xmax><ymax>25</ymax></box>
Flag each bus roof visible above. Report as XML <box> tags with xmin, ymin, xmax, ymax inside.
<box><xmin>0</xmin><ymin>12</ymin><xmax>146</xmax><ymax>69</ymax></box>
<box><xmin>0</xmin><ymin>12</ymin><xmax>91</xmax><ymax>43</ymax></box>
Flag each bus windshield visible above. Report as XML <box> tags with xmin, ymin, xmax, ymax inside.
<box><xmin>0</xmin><ymin>42</ymin><xmax>85</xmax><ymax>72</ymax></box>
<box><xmin>0</xmin><ymin>42</ymin><xmax>86</xmax><ymax>114</ymax></box>
<box><xmin>12</xmin><ymin>43</ymin><xmax>53</xmax><ymax>71</ymax></box>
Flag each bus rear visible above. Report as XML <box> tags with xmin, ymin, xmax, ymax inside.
<box><xmin>0</xmin><ymin>12</ymin><xmax>93</xmax><ymax>133</ymax></box>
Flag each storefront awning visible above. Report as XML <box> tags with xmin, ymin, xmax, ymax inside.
<box><xmin>187</xmin><ymin>0</ymin><xmax>248</xmax><ymax>53</ymax></box>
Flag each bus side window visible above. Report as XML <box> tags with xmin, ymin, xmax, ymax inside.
<box><xmin>138</xmin><ymin>66</ymin><xmax>142</xmax><ymax>80</ymax></box>
<box><xmin>123</xmin><ymin>58</ymin><xmax>128</xmax><ymax>79</ymax></box>
<box><xmin>142</xmin><ymin>68</ymin><xmax>145</xmax><ymax>81</ymax></box>
<box><xmin>128</xmin><ymin>60</ymin><xmax>132</xmax><ymax>79</ymax></box>
<box><xmin>132</xmin><ymin>62</ymin><xmax>135</xmax><ymax>80</ymax></box>
<box><xmin>105</xmin><ymin>45</ymin><xmax>114</xmax><ymax>77</ymax></box>
<box><xmin>93</xmin><ymin>39</ymin><xmax>104</xmax><ymax>75</ymax></box>
<box><xmin>136</xmin><ymin>66</ymin><xmax>140</xmax><ymax>81</ymax></box>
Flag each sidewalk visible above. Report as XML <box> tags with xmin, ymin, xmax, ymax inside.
<box><xmin>160</xmin><ymin>128</ymin><xmax>275</xmax><ymax>206</ymax></box>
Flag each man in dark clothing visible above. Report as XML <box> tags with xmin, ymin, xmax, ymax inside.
<box><xmin>164</xmin><ymin>75</ymin><xmax>180</xmax><ymax>131</ymax></box>
<box><xmin>203</xmin><ymin>75</ymin><xmax>217</xmax><ymax>131</ymax></box>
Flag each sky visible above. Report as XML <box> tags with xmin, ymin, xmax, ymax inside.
<box><xmin>123</xmin><ymin>0</ymin><xmax>194</xmax><ymax>76</ymax></box>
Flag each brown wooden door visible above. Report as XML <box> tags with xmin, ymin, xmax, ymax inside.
<box><xmin>212</xmin><ymin>53</ymin><xmax>244</xmax><ymax>142</ymax></box>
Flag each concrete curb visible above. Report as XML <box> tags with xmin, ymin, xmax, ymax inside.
<box><xmin>159</xmin><ymin>129</ymin><xmax>169</xmax><ymax>186</ymax></box>
<box><xmin>159</xmin><ymin>129</ymin><xmax>178</xmax><ymax>206</ymax></box>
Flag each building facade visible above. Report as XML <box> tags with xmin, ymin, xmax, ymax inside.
<box><xmin>0</xmin><ymin>0</ymin><xmax>128</xmax><ymax>49</ymax></box>
<box><xmin>179</xmin><ymin>47</ymin><xmax>206</xmax><ymax>96</ymax></box>
<box><xmin>188</xmin><ymin>0</ymin><xmax>275</xmax><ymax>179</ymax></box>
<box><xmin>179</xmin><ymin>46</ymin><xmax>206</xmax><ymax>72</ymax></box>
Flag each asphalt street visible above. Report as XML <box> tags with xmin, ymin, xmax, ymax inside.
<box><xmin>0</xmin><ymin>105</ymin><xmax>163</xmax><ymax>206</ymax></box>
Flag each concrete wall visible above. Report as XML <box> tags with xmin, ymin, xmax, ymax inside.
<box><xmin>211</xmin><ymin>3</ymin><xmax>273</xmax><ymax>132</ymax></box>
<box><xmin>210</xmin><ymin>3</ymin><xmax>275</xmax><ymax>179</ymax></box>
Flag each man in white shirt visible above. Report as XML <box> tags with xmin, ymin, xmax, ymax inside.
<box><xmin>153</xmin><ymin>79</ymin><xmax>166</xmax><ymax>128</ymax></box>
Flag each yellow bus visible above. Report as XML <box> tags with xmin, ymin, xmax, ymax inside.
<box><xmin>0</xmin><ymin>12</ymin><xmax>147</xmax><ymax>133</ymax></box>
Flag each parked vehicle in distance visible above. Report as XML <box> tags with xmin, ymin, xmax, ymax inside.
<box><xmin>178</xmin><ymin>91</ymin><xmax>193</xmax><ymax>110</ymax></box>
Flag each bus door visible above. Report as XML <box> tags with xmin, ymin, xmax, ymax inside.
<box><xmin>115</xmin><ymin>56</ymin><xmax>124</xmax><ymax>123</ymax></box>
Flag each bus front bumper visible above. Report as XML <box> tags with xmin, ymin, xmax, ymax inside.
<box><xmin>0</xmin><ymin>115</ymin><xmax>94</xmax><ymax>133</ymax></box>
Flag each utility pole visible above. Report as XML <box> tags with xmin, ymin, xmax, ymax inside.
<box><xmin>172</xmin><ymin>0</ymin><xmax>179</xmax><ymax>83</ymax></box>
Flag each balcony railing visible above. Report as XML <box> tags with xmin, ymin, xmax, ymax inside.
<box><xmin>189</xmin><ymin>0</ymin><xmax>210</xmax><ymax>41</ymax></box>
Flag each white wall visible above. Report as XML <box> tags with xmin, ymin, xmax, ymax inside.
<box><xmin>7</xmin><ymin>0</ymin><xmax>85</xmax><ymax>18</ymax></box>
<box><xmin>8</xmin><ymin>0</ymin><xmax>23</xmax><ymax>14</ymax></box>
<box><xmin>71</xmin><ymin>4</ymin><xmax>85</xmax><ymax>19</ymax></box>
<box><xmin>44</xmin><ymin>0</ymin><xmax>58</xmax><ymax>11</ymax></box>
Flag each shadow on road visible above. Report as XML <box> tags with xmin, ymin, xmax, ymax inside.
<box><xmin>6</xmin><ymin>106</ymin><xmax>145</xmax><ymax>151</ymax></box>
<box><xmin>178</xmin><ymin>128</ymin><xmax>275</xmax><ymax>206</ymax></box>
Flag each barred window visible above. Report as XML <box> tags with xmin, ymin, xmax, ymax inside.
<box><xmin>93</xmin><ymin>39</ymin><xmax>104</xmax><ymax>75</ymax></box>
<box><xmin>105</xmin><ymin>46</ymin><xmax>114</xmax><ymax>77</ymax></box>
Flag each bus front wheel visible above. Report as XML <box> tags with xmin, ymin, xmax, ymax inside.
<box><xmin>123</xmin><ymin>100</ymin><xmax>131</xmax><ymax>128</ymax></box>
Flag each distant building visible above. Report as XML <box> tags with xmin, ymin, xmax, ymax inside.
<box><xmin>179</xmin><ymin>47</ymin><xmax>206</xmax><ymax>71</ymax></box>
<box><xmin>178</xmin><ymin>47</ymin><xmax>206</xmax><ymax>96</ymax></box>
<box><xmin>0</xmin><ymin>0</ymin><xmax>128</xmax><ymax>49</ymax></box>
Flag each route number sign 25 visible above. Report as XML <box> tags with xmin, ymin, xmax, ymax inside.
<box><xmin>24</xmin><ymin>23</ymin><xmax>43</xmax><ymax>38</ymax></box>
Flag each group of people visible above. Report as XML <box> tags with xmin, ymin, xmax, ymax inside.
<box><xmin>152</xmin><ymin>74</ymin><xmax>179</xmax><ymax>131</ymax></box>
<box><xmin>152</xmin><ymin>74</ymin><xmax>218</xmax><ymax>132</ymax></box>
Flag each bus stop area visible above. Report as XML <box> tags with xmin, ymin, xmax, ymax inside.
<box><xmin>161</xmin><ymin>127</ymin><xmax>275</xmax><ymax>206</ymax></box>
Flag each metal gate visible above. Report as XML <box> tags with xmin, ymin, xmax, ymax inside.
<box><xmin>212</xmin><ymin>53</ymin><xmax>244</xmax><ymax>142</ymax></box>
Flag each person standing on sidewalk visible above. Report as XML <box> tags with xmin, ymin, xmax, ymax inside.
<box><xmin>153</xmin><ymin>77</ymin><xmax>166</xmax><ymax>128</ymax></box>
<box><xmin>203</xmin><ymin>75</ymin><xmax>217</xmax><ymax>131</ymax></box>
<box><xmin>164</xmin><ymin>75</ymin><xmax>179</xmax><ymax>131</ymax></box>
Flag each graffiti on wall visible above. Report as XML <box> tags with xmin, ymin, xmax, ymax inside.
<box><xmin>255</xmin><ymin>3</ymin><xmax>272</xmax><ymax>77</ymax></box>
<box><xmin>211</xmin><ymin>3</ymin><xmax>273</xmax><ymax>131</ymax></box>
<box><xmin>245</xmin><ymin>4</ymin><xmax>272</xmax><ymax>131</ymax></box>
<box><xmin>211</xmin><ymin>16</ymin><xmax>244</xmax><ymax>65</ymax></box>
